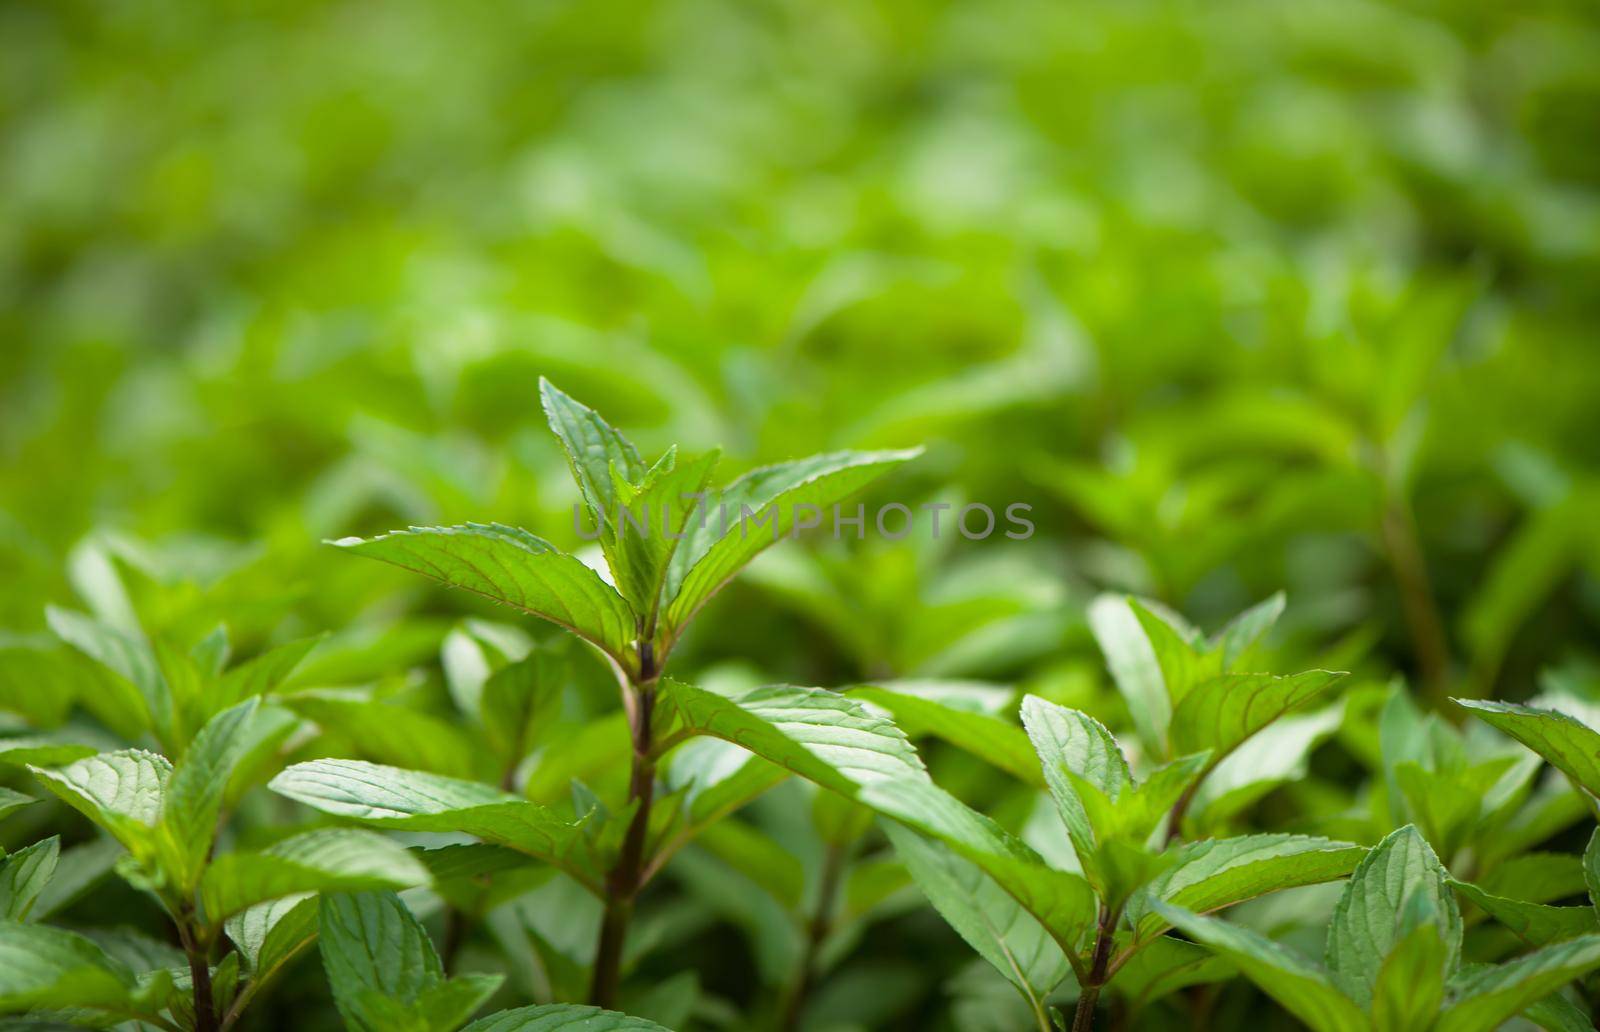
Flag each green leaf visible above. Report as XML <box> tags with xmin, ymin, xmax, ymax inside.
<box><xmin>885</xmin><ymin>822</ymin><xmax>1068</xmax><ymax>1010</ymax></box>
<box><xmin>201</xmin><ymin>829</ymin><xmax>431</xmax><ymax>922</ymax></box>
<box><xmin>661</xmin><ymin>448</ymin><xmax>921</xmax><ymax>633</ymax></box>
<box><xmin>657</xmin><ymin>679</ymin><xmax>1097</xmax><ymax>952</ymax></box>
<box><xmin>1209</xmin><ymin>592</ymin><xmax>1286</xmax><ymax>670</ymax></box>
<box><xmin>1522</xmin><ymin>989</ymin><xmax>1595</xmax><ymax>1032</ymax></box>
<box><xmin>1453</xmin><ymin>880</ymin><xmax>1598</xmax><ymax>945</ymax></box>
<box><xmin>1087</xmin><ymin>594</ymin><xmax>1169</xmax><ymax>751</ymax></box>
<box><xmin>0</xmin><ymin>918</ymin><xmax>165</xmax><ymax>1018</ymax></box>
<box><xmin>851</xmin><ymin>682</ymin><xmax>1042</xmax><ymax>787</ymax></box>
<box><xmin>0</xmin><ymin>787</ymin><xmax>35</xmax><ymax>822</ymax></box>
<box><xmin>270</xmin><ymin>759</ymin><xmax>598</xmax><ymax>889</ymax></box>
<box><xmin>47</xmin><ymin>606</ymin><xmax>168</xmax><ymax>741</ymax></box>
<box><xmin>0</xmin><ymin>735</ymin><xmax>99</xmax><ymax>767</ymax></box>
<box><xmin>162</xmin><ymin>697</ymin><xmax>264</xmax><ymax>888</ymax></box>
<box><xmin>1168</xmin><ymin>670</ymin><xmax>1346</xmax><ymax>761</ymax></box>
<box><xmin>227</xmin><ymin>893</ymin><xmax>319</xmax><ymax>976</ymax></box>
<box><xmin>606</xmin><ymin>446</ymin><xmax>721</xmax><ymax>621</ymax></box>
<box><xmin>1586</xmin><ymin>829</ymin><xmax>1600</xmax><ymax>919</ymax></box>
<box><xmin>0</xmin><ymin>837</ymin><xmax>58</xmax><ymax>920</ymax></box>
<box><xmin>330</xmin><ymin>524</ymin><xmax>637</xmax><ymax>666</ymax></box>
<box><xmin>462</xmin><ymin>1003</ymin><xmax>672</xmax><ymax>1031</ymax></box>
<box><xmin>1326</xmin><ymin>825</ymin><xmax>1461</xmax><ymax>1008</ymax></box>
<box><xmin>28</xmin><ymin>749</ymin><xmax>171</xmax><ymax>856</ymax></box>
<box><xmin>1129</xmin><ymin>599</ymin><xmax>1214</xmax><ymax>704</ymax></box>
<box><xmin>1129</xmin><ymin>834</ymin><xmax>1366</xmax><ymax>942</ymax></box>
<box><xmin>1455</xmin><ymin>699</ymin><xmax>1600</xmax><ymax>796</ymax></box>
<box><xmin>321</xmin><ymin>890</ymin><xmax>501</xmax><ymax>1032</ymax></box>
<box><xmin>539</xmin><ymin>378</ymin><xmax>646</xmax><ymax>530</ymax></box>
<box><xmin>1153</xmin><ymin>903</ymin><xmax>1367</xmax><ymax>1032</ymax></box>
<box><xmin>1018</xmin><ymin>695</ymin><xmax>1129</xmax><ymax>869</ymax></box>
<box><xmin>1438</xmin><ymin>936</ymin><xmax>1600</xmax><ymax>1032</ymax></box>
<box><xmin>215</xmin><ymin>633</ymin><xmax>325</xmax><ymax>706</ymax></box>
<box><xmin>288</xmin><ymin>692</ymin><xmax>489</xmax><ymax>780</ymax></box>
<box><xmin>1372</xmin><ymin>898</ymin><xmax>1449</xmax><ymax>1032</ymax></box>
<box><xmin>480</xmin><ymin>650</ymin><xmax>566</xmax><ymax>770</ymax></box>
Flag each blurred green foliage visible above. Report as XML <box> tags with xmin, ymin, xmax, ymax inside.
<box><xmin>3</xmin><ymin>0</ymin><xmax>1600</xmax><ymax>1027</ymax></box>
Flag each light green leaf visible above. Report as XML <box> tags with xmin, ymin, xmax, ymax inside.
<box><xmin>607</xmin><ymin>447</ymin><xmax>720</xmax><ymax>621</ymax></box>
<box><xmin>1189</xmin><ymin>706</ymin><xmax>1343</xmax><ymax>829</ymax></box>
<box><xmin>1438</xmin><ymin>936</ymin><xmax>1600</xmax><ymax>1032</ymax></box>
<box><xmin>1130</xmin><ymin>599</ymin><xmax>1214</xmax><ymax>704</ymax></box>
<box><xmin>321</xmin><ymin>890</ymin><xmax>499</xmax><ymax>1032</ymax></box>
<box><xmin>330</xmin><ymin>524</ymin><xmax>637</xmax><ymax>665</ymax></box>
<box><xmin>1018</xmin><ymin>696</ymin><xmax>1131</xmax><ymax>876</ymax></box>
<box><xmin>215</xmin><ymin>633</ymin><xmax>325</xmax><ymax>706</ymax></box>
<box><xmin>1522</xmin><ymin>989</ymin><xmax>1594</xmax><ymax>1032</ymax></box>
<box><xmin>1452</xmin><ymin>880</ymin><xmax>1598</xmax><ymax>945</ymax></box>
<box><xmin>1456</xmin><ymin>698</ymin><xmax>1600</xmax><ymax>797</ymax></box>
<box><xmin>0</xmin><ymin>837</ymin><xmax>58</xmax><ymax>920</ymax></box>
<box><xmin>47</xmin><ymin>606</ymin><xmax>168</xmax><ymax>740</ymax></box>
<box><xmin>1129</xmin><ymin>834</ymin><xmax>1365</xmax><ymax>942</ymax></box>
<box><xmin>1372</xmin><ymin>900</ymin><xmax>1449</xmax><ymax>1032</ymax></box>
<box><xmin>1169</xmin><ymin>670</ymin><xmax>1347</xmax><ymax>762</ymax></box>
<box><xmin>851</xmin><ymin>682</ymin><xmax>1042</xmax><ymax>787</ymax></box>
<box><xmin>0</xmin><ymin>918</ymin><xmax>143</xmax><ymax>1012</ymax></box>
<box><xmin>288</xmin><ymin>693</ymin><xmax>489</xmax><ymax>780</ymax></box>
<box><xmin>1326</xmin><ymin>825</ymin><xmax>1461</xmax><ymax>1008</ymax></box>
<box><xmin>1210</xmin><ymin>592</ymin><xmax>1286</xmax><ymax>670</ymax></box>
<box><xmin>662</xmin><ymin>449</ymin><xmax>921</xmax><ymax>633</ymax></box>
<box><xmin>0</xmin><ymin>788</ymin><xmax>35</xmax><ymax>822</ymax></box>
<box><xmin>0</xmin><ymin>735</ymin><xmax>100</xmax><ymax>767</ymax></box>
<box><xmin>162</xmin><ymin>697</ymin><xmax>263</xmax><ymax>888</ymax></box>
<box><xmin>657</xmin><ymin>679</ymin><xmax>1097</xmax><ymax>952</ymax></box>
<box><xmin>1087</xmin><ymin>594</ymin><xmax>1169</xmax><ymax>751</ymax></box>
<box><xmin>270</xmin><ymin>759</ymin><xmax>598</xmax><ymax>889</ymax></box>
<box><xmin>1110</xmin><ymin>936</ymin><xmax>1233</xmax><ymax>1014</ymax></box>
<box><xmin>462</xmin><ymin>1003</ymin><xmax>672</xmax><ymax>1031</ymax></box>
<box><xmin>201</xmin><ymin>829</ymin><xmax>430</xmax><ymax>922</ymax></box>
<box><xmin>227</xmin><ymin>893</ymin><xmax>318</xmax><ymax>976</ymax></box>
<box><xmin>480</xmin><ymin>650</ymin><xmax>566</xmax><ymax>769</ymax></box>
<box><xmin>539</xmin><ymin>378</ymin><xmax>646</xmax><ymax>529</ymax></box>
<box><xmin>28</xmin><ymin>750</ymin><xmax>171</xmax><ymax>855</ymax></box>
<box><xmin>1586</xmin><ymin>829</ymin><xmax>1600</xmax><ymax>919</ymax></box>
<box><xmin>885</xmin><ymin>822</ymin><xmax>1068</xmax><ymax>1010</ymax></box>
<box><xmin>1153</xmin><ymin>903</ymin><xmax>1367</xmax><ymax>1032</ymax></box>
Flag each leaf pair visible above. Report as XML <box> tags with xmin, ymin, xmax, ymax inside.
<box><xmin>1087</xmin><ymin>593</ymin><xmax>1346</xmax><ymax>834</ymax></box>
<box><xmin>1162</xmin><ymin>826</ymin><xmax>1600</xmax><ymax>1032</ymax></box>
<box><xmin>333</xmin><ymin>381</ymin><xmax>918</xmax><ymax>676</ymax></box>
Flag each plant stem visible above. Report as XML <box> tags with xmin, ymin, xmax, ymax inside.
<box><xmin>1162</xmin><ymin>779</ymin><xmax>1201</xmax><ymax>847</ymax></box>
<box><xmin>777</xmin><ymin>840</ymin><xmax>848</xmax><ymax>1032</ymax></box>
<box><xmin>178</xmin><ymin>915</ymin><xmax>218</xmax><ymax>1032</ymax></box>
<box><xmin>1071</xmin><ymin>906</ymin><xmax>1116</xmax><ymax>1032</ymax></box>
<box><xmin>1380</xmin><ymin>481</ymin><xmax>1451</xmax><ymax>708</ymax></box>
<box><xmin>589</xmin><ymin>644</ymin><xmax>659</xmax><ymax>1009</ymax></box>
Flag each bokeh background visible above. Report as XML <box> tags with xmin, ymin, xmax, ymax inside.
<box><xmin>4</xmin><ymin>0</ymin><xmax>1600</xmax><ymax>1026</ymax></box>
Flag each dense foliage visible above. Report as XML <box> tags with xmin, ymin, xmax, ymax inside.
<box><xmin>3</xmin><ymin>0</ymin><xmax>1600</xmax><ymax>1029</ymax></box>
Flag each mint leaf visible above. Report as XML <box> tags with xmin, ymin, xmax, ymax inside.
<box><xmin>29</xmin><ymin>749</ymin><xmax>171</xmax><ymax>856</ymax></box>
<box><xmin>1452</xmin><ymin>880</ymin><xmax>1598</xmax><ymax>945</ymax></box>
<box><xmin>287</xmin><ymin>692</ymin><xmax>491</xmax><ymax>781</ymax></box>
<box><xmin>0</xmin><ymin>919</ymin><xmax>166</xmax><ymax>1018</ymax></box>
<box><xmin>1438</xmin><ymin>936</ymin><xmax>1600</xmax><ymax>1032</ymax></box>
<box><xmin>0</xmin><ymin>787</ymin><xmax>35</xmax><ymax>822</ymax></box>
<box><xmin>1018</xmin><ymin>695</ymin><xmax>1130</xmax><ymax>867</ymax></box>
<box><xmin>1129</xmin><ymin>834</ymin><xmax>1365</xmax><ymax>942</ymax></box>
<box><xmin>1209</xmin><ymin>592</ymin><xmax>1286</xmax><ymax>669</ymax></box>
<box><xmin>885</xmin><ymin>821</ymin><xmax>1069</xmax><ymax>1009</ymax></box>
<box><xmin>1087</xmin><ymin>594</ymin><xmax>1169</xmax><ymax>751</ymax></box>
<box><xmin>201</xmin><ymin>828</ymin><xmax>430</xmax><ymax>922</ymax></box>
<box><xmin>852</xmin><ymin>682</ymin><xmax>1042</xmax><ymax>787</ymax></box>
<box><xmin>0</xmin><ymin>837</ymin><xmax>58</xmax><ymax>920</ymax></box>
<box><xmin>462</xmin><ymin>1003</ymin><xmax>672</xmax><ymax>1031</ymax></box>
<box><xmin>1168</xmin><ymin>669</ymin><xmax>1346</xmax><ymax>760</ymax></box>
<box><xmin>270</xmin><ymin>759</ymin><xmax>599</xmax><ymax>889</ymax></box>
<box><xmin>1326</xmin><ymin>825</ymin><xmax>1461</xmax><ymax>1007</ymax></box>
<box><xmin>320</xmin><ymin>890</ymin><xmax>501</xmax><ymax>1032</ymax></box>
<box><xmin>1154</xmin><ymin>903</ymin><xmax>1367</xmax><ymax>1032</ymax></box>
<box><xmin>162</xmin><ymin>697</ymin><xmax>263</xmax><ymax>889</ymax></box>
<box><xmin>1586</xmin><ymin>829</ymin><xmax>1600</xmax><ymax>919</ymax></box>
<box><xmin>227</xmin><ymin>894</ymin><xmax>318</xmax><ymax>978</ymax></box>
<box><xmin>661</xmin><ymin>449</ymin><xmax>921</xmax><ymax>633</ymax></box>
<box><xmin>1372</xmin><ymin>901</ymin><xmax>1449</xmax><ymax>1032</ymax></box>
<box><xmin>1454</xmin><ymin>699</ymin><xmax>1600</xmax><ymax>797</ymax></box>
<box><xmin>539</xmin><ymin>378</ymin><xmax>647</xmax><ymax>530</ymax></box>
<box><xmin>330</xmin><ymin>524</ymin><xmax>637</xmax><ymax>666</ymax></box>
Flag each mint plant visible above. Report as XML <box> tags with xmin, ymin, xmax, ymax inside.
<box><xmin>1161</xmin><ymin>825</ymin><xmax>1600</xmax><ymax>1032</ymax></box>
<box><xmin>296</xmin><ymin>381</ymin><xmax>918</xmax><ymax>1007</ymax></box>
